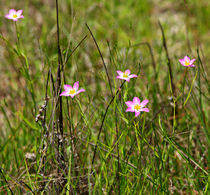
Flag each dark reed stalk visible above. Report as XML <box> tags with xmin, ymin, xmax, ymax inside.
<box><xmin>158</xmin><ymin>21</ymin><xmax>175</xmax><ymax>96</ymax></box>
<box><xmin>55</xmin><ymin>0</ymin><xmax>65</xmax><ymax>167</ymax></box>
<box><xmin>64</xmin><ymin>35</ymin><xmax>88</xmax><ymax>66</ymax></box>
<box><xmin>91</xmin><ymin>81</ymin><xmax>126</xmax><ymax>168</ymax></box>
<box><xmin>85</xmin><ymin>23</ymin><xmax>113</xmax><ymax>97</ymax></box>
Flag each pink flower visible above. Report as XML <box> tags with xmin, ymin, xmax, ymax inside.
<box><xmin>179</xmin><ymin>56</ymin><xmax>195</xmax><ymax>67</ymax></box>
<box><xmin>60</xmin><ymin>81</ymin><xmax>85</xmax><ymax>98</ymax></box>
<box><xmin>116</xmin><ymin>69</ymin><xmax>137</xmax><ymax>82</ymax></box>
<box><xmin>5</xmin><ymin>9</ymin><xmax>24</xmax><ymax>21</ymax></box>
<box><xmin>125</xmin><ymin>97</ymin><xmax>149</xmax><ymax>117</ymax></box>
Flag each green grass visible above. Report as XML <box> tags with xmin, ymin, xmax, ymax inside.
<box><xmin>0</xmin><ymin>0</ymin><xmax>209</xmax><ymax>194</ymax></box>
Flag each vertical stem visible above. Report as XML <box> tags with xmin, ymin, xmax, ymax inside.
<box><xmin>55</xmin><ymin>0</ymin><xmax>65</xmax><ymax>172</ymax></box>
<box><xmin>158</xmin><ymin>21</ymin><xmax>175</xmax><ymax>96</ymax></box>
<box><xmin>114</xmin><ymin>96</ymin><xmax>120</xmax><ymax>194</ymax></box>
<box><xmin>15</xmin><ymin>22</ymin><xmax>20</xmax><ymax>50</ymax></box>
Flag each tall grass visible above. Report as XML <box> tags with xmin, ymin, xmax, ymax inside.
<box><xmin>0</xmin><ymin>0</ymin><xmax>209</xmax><ymax>194</ymax></box>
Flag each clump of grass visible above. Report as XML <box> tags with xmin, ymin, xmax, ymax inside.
<box><xmin>0</xmin><ymin>0</ymin><xmax>209</xmax><ymax>194</ymax></box>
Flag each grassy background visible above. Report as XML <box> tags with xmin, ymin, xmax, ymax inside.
<box><xmin>0</xmin><ymin>0</ymin><xmax>209</xmax><ymax>194</ymax></box>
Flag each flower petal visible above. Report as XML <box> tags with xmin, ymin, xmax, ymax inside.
<box><xmin>126</xmin><ymin>107</ymin><xmax>134</xmax><ymax>112</ymax></box>
<box><xmin>116</xmin><ymin>70</ymin><xmax>123</xmax><ymax>76</ymax></box>
<box><xmin>190</xmin><ymin>59</ymin><xmax>195</xmax><ymax>64</ymax></box>
<box><xmin>9</xmin><ymin>9</ymin><xmax>16</xmax><ymax>14</ymax></box>
<box><xmin>184</xmin><ymin>56</ymin><xmax>190</xmax><ymax>62</ymax></box>
<box><xmin>5</xmin><ymin>14</ymin><xmax>13</xmax><ymax>19</ymax></box>
<box><xmin>116</xmin><ymin>75</ymin><xmax>123</xmax><ymax>80</ymax></box>
<box><xmin>125</xmin><ymin>69</ymin><xmax>131</xmax><ymax>75</ymax></box>
<box><xmin>140</xmin><ymin>99</ymin><xmax>149</xmax><ymax>107</ymax></box>
<box><xmin>69</xmin><ymin>94</ymin><xmax>76</xmax><ymax>98</ymax></box>
<box><xmin>135</xmin><ymin>111</ymin><xmax>140</xmax><ymax>117</ymax></box>
<box><xmin>16</xmin><ymin>10</ymin><xmax>23</xmax><ymax>16</ymax></box>
<box><xmin>125</xmin><ymin>78</ymin><xmax>130</xmax><ymax>82</ymax></box>
<box><xmin>75</xmin><ymin>89</ymin><xmax>85</xmax><ymax>95</ymax></box>
<box><xmin>60</xmin><ymin>91</ymin><xmax>69</xmax><ymax>96</ymax></box>
<box><xmin>129</xmin><ymin>74</ymin><xmax>137</xmax><ymax>78</ymax></box>
<box><xmin>141</xmin><ymin>108</ymin><xmax>149</xmax><ymax>112</ymax></box>
<box><xmin>125</xmin><ymin>101</ymin><xmax>134</xmax><ymax>107</ymax></box>
<box><xmin>64</xmin><ymin>84</ymin><xmax>72</xmax><ymax>91</ymax></box>
<box><xmin>133</xmin><ymin>97</ymin><xmax>140</xmax><ymax>105</ymax></box>
<box><xmin>179</xmin><ymin>59</ymin><xmax>185</xmax><ymax>66</ymax></box>
<box><xmin>73</xmin><ymin>81</ymin><xmax>79</xmax><ymax>90</ymax></box>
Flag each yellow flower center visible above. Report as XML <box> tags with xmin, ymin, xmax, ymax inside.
<box><xmin>123</xmin><ymin>72</ymin><xmax>128</xmax><ymax>78</ymax></box>
<box><xmin>185</xmin><ymin>60</ymin><xmax>190</xmax><ymax>66</ymax></box>
<box><xmin>69</xmin><ymin>89</ymin><xmax>76</xmax><ymax>95</ymax></box>
<box><xmin>13</xmin><ymin>14</ymin><xmax>18</xmax><ymax>18</ymax></box>
<box><xmin>134</xmin><ymin>104</ymin><xmax>141</xmax><ymax>111</ymax></box>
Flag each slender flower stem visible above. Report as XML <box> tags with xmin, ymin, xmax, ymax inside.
<box><xmin>91</xmin><ymin>81</ymin><xmax>126</xmax><ymax>169</ymax></box>
<box><xmin>14</xmin><ymin>22</ymin><xmax>20</xmax><ymax>51</ymax></box>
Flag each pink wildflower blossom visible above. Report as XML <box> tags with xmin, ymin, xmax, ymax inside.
<box><xmin>5</xmin><ymin>9</ymin><xmax>24</xmax><ymax>21</ymax></box>
<box><xmin>125</xmin><ymin>97</ymin><xmax>149</xmax><ymax>117</ymax></box>
<box><xmin>179</xmin><ymin>56</ymin><xmax>195</xmax><ymax>67</ymax></box>
<box><xmin>116</xmin><ymin>69</ymin><xmax>137</xmax><ymax>82</ymax></box>
<box><xmin>60</xmin><ymin>81</ymin><xmax>85</xmax><ymax>98</ymax></box>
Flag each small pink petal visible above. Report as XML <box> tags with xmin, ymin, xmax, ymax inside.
<box><xmin>69</xmin><ymin>94</ymin><xmax>75</xmax><ymax>98</ymax></box>
<box><xmin>16</xmin><ymin>10</ymin><xmax>23</xmax><ymax>16</ymax></box>
<box><xmin>18</xmin><ymin>15</ymin><xmax>24</xmax><ymax>19</ymax></box>
<box><xmin>125</xmin><ymin>69</ymin><xmax>131</xmax><ymax>75</ymax></box>
<box><xmin>76</xmin><ymin>89</ymin><xmax>85</xmax><ymax>94</ymax></box>
<box><xmin>129</xmin><ymin>74</ymin><xmax>137</xmax><ymax>78</ymax></box>
<box><xmin>64</xmin><ymin>84</ymin><xmax>72</xmax><ymax>91</ymax></box>
<box><xmin>13</xmin><ymin>18</ymin><xmax>18</xmax><ymax>21</ymax></box>
<box><xmin>125</xmin><ymin>101</ymin><xmax>134</xmax><ymax>107</ymax></box>
<box><xmin>179</xmin><ymin>59</ymin><xmax>185</xmax><ymax>66</ymax></box>
<box><xmin>116</xmin><ymin>70</ymin><xmax>123</xmax><ymax>75</ymax></box>
<box><xmin>135</xmin><ymin>111</ymin><xmax>140</xmax><ymax>117</ymax></box>
<box><xmin>141</xmin><ymin>108</ymin><xmax>149</xmax><ymax>112</ymax></box>
<box><xmin>116</xmin><ymin>75</ymin><xmax>123</xmax><ymax>79</ymax></box>
<box><xmin>9</xmin><ymin>9</ymin><xmax>16</xmax><ymax>14</ymax></box>
<box><xmin>140</xmin><ymin>99</ymin><xmax>149</xmax><ymax>107</ymax></box>
<box><xmin>190</xmin><ymin>59</ymin><xmax>196</xmax><ymax>64</ymax></box>
<box><xmin>73</xmin><ymin>81</ymin><xmax>79</xmax><ymax>90</ymax></box>
<box><xmin>60</xmin><ymin>91</ymin><xmax>69</xmax><ymax>96</ymax></box>
<box><xmin>133</xmin><ymin>97</ymin><xmax>140</xmax><ymax>105</ymax></box>
<box><xmin>184</xmin><ymin>56</ymin><xmax>190</xmax><ymax>62</ymax></box>
<box><xmin>126</xmin><ymin>107</ymin><xmax>134</xmax><ymax>112</ymax></box>
<box><xmin>125</xmin><ymin>78</ymin><xmax>130</xmax><ymax>82</ymax></box>
<box><xmin>5</xmin><ymin>14</ymin><xmax>12</xmax><ymax>19</ymax></box>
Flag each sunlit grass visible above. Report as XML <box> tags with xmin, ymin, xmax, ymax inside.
<box><xmin>0</xmin><ymin>0</ymin><xmax>209</xmax><ymax>194</ymax></box>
